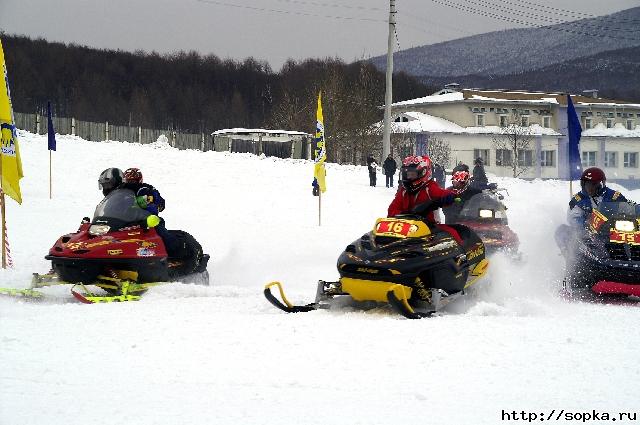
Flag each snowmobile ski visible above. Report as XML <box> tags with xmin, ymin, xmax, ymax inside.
<box><xmin>0</xmin><ymin>287</ymin><xmax>45</xmax><ymax>299</ymax></box>
<box><xmin>263</xmin><ymin>281</ymin><xmax>320</xmax><ymax>313</ymax></box>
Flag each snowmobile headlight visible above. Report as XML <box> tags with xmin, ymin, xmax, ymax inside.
<box><xmin>89</xmin><ymin>224</ymin><xmax>110</xmax><ymax>236</ymax></box>
<box><xmin>615</xmin><ymin>220</ymin><xmax>635</xmax><ymax>232</ymax></box>
<box><xmin>479</xmin><ymin>209</ymin><xmax>494</xmax><ymax>218</ymax></box>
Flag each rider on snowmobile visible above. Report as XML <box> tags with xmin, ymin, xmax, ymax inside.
<box><xmin>121</xmin><ymin>167</ymin><xmax>180</xmax><ymax>257</ymax></box>
<box><xmin>442</xmin><ymin>170</ymin><xmax>483</xmax><ymax>224</ymax></box>
<box><xmin>556</xmin><ymin>167</ymin><xmax>630</xmax><ymax>252</ymax></box>
<box><xmin>98</xmin><ymin>167</ymin><xmax>124</xmax><ymax>197</ymax></box>
<box><xmin>568</xmin><ymin>167</ymin><xmax>628</xmax><ymax>227</ymax></box>
<box><xmin>122</xmin><ymin>167</ymin><xmax>166</xmax><ymax>215</ymax></box>
<box><xmin>387</xmin><ymin>155</ymin><xmax>463</xmax><ymax>244</ymax></box>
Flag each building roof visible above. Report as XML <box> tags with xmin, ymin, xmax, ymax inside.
<box><xmin>374</xmin><ymin>111</ymin><xmax>561</xmax><ymax>136</ymax></box>
<box><xmin>212</xmin><ymin>128</ymin><xmax>310</xmax><ymax>136</ymax></box>
<box><xmin>392</xmin><ymin>89</ymin><xmax>640</xmax><ymax>108</ymax></box>
<box><xmin>583</xmin><ymin>123</ymin><xmax>640</xmax><ymax>138</ymax></box>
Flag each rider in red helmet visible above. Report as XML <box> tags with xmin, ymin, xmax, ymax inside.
<box><xmin>442</xmin><ymin>170</ymin><xmax>483</xmax><ymax>224</ymax></box>
<box><xmin>387</xmin><ymin>155</ymin><xmax>462</xmax><ymax>243</ymax></box>
<box><xmin>568</xmin><ymin>167</ymin><xmax>627</xmax><ymax>226</ymax></box>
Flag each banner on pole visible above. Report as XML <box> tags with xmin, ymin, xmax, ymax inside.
<box><xmin>0</xmin><ymin>38</ymin><xmax>23</xmax><ymax>204</ymax></box>
<box><xmin>312</xmin><ymin>91</ymin><xmax>327</xmax><ymax>195</ymax></box>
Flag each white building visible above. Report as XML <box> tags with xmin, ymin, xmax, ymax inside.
<box><xmin>211</xmin><ymin>128</ymin><xmax>311</xmax><ymax>159</ymax></box>
<box><xmin>382</xmin><ymin>88</ymin><xmax>640</xmax><ymax>182</ymax></box>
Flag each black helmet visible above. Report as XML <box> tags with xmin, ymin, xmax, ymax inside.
<box><xmin>474</xmin><ymin>157</ymin><xmax>483</xmax><ymax>165</ymax></box>
<box><xmin>98</xmin><ymin>168</ymin><xmax>124</xmax><ymax>196</ymax></box>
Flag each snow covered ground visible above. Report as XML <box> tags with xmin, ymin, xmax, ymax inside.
<box><xmin>1</xmin><ymin>132</ymin><xmax>639</xmax><ymax>424</ymax></box>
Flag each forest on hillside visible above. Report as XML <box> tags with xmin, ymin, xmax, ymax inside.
<box><xmin>2</xmin><ymin>34</ymin><xmax>432</xmax><ymax>162</ymax></box>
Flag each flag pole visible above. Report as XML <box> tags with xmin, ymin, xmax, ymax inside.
<box><xmin>318</xmin><ymin>189</ymin><xmax>321</xmax><ymax>226</ymax></box>
<box><xmin>49</xmin><ymin>149</ymin><xmax>52</xmax><ymax>199</ymax></box>
<box><xmin>0</xmin><ymin>147</ymin><xmax>5</xmax><ymax>269</ymax></box>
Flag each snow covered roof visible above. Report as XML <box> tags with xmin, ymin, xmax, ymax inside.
<box><xmin>392</xmin><ymin>89</ymin><xmax>640</xmax><ymax>109</ymax></box>
<box><xmin>582</xmin><ymin>123</ymin><xmax>640</xmax><ymax>138</ymax></box>
<box><xmin>392</xmin><ymin>92</ymin><xmax>464</xmax><ymax>107</ymax></box>
<box><xmin>375</xmin><ymin>111</ymin><xmax>561</xmax><ymax>136</ymax></box>
<box><xmin>212</xmin><ymin>128</ymin><xmax>310</xmax><ymax>136</ymax></box>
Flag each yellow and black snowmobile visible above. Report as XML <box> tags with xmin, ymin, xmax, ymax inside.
<box><xmin>264</xmin><ymin>201</ymin><xmax>489</xmax><ymax>319</ymax></box>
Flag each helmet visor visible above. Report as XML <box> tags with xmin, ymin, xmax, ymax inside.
<box><xmin>404</xmin><ymin>170</ymin><xmax>419</xmax><ymax>180</ymax></box>
<box><xmin>584</xmin><ymin>180</ymin><xmax>603</xmax><ymax>196</ymax></box>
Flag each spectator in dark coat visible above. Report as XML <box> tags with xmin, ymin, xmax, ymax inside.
<box><xmin>471</xmin><ymin>157</ymin><xmax>489</xmax><ymax>189</ymax></box>
<box><xmin>367</xmin><ymin>154</ymin><xmax>377</xmax><ymax>187</ymax></box>
<box><xmin>432</xmin><ymin>162</ymin><xmax>446</xmax><ymax>188</ymax></box>
<box><xmin>382</xmin><ymin>154</ymin><xmax>397</xmax><ymax>188</ymax></box>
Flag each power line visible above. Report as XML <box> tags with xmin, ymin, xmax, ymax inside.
<box><xmin>466</xmin><ymin>0</ymin><xmax>640</xmax><ymax>32</ymax></box>
<box><xmin>271</xmin><ymin>0</ymin><xmax>385</xmax><ymax>12</ymax></box>
<box><xmin>427</xmin><ymin>0</ymin><xmax>640</xmax><ymax>41</ymax></box>
<box><xmin>196</xmin><ymin>0</ymin><xmax>386</xmax><ymax>23</ymax></box>
<box><xmin>398</xmin><ymin>11</ymin><xmax>476</xmax><ymax>38</ymax></box>
<box><xmin>498</xmin><ymin>0</ymin><xmax>640</xmax><ymax>24</ymax></box>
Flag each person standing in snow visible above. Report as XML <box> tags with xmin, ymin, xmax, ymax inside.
<box><xmin>382</xmin><ymin>153</ymin><xmax>397</xmax><ymax>188</ymax></box>
<box><xmin>367</xmin><ymin>154</ymin><xmax>378</xmax><ymax>187</ymax></box>
<box><xmin>432</xmin><ymin>162</ymin><xmax>446</xmax><ymax>188</ymax></box>
<box><xmin>471</xmin><ymin>157</ymin><xmax>489</xmax><ymax>189</ymax></box>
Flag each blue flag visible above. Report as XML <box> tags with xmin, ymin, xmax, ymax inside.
<box><xmin>47</xmin><ymin>101</ymin><xmax>56</xmax><ymax>151</ymax></box>
<box><xmin>567</xmin><ymin>95</ymin><xmax>582</xmax><ymax>180</ymax></box>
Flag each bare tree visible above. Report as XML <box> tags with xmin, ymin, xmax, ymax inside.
<box><xmin>426</xmin><ymin>136</ymin><xmax>451</xmax><ymax>168</ymax></box>
<box><xmin>492</xmin><ymin>111</ymin><xmax>534</xmax><ymax>177</ymax></box>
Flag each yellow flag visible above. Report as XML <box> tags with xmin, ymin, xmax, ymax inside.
<box><xmin>0</xmin><ymin>39</ymin><xmax>23</xmax><ymax>204</ymax></box>
<box><xmin>312</xmin><ymin>91</ymin><xmax>326</xmax><ymax>193</ymax></box>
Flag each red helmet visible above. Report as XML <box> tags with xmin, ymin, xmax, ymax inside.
<box><xmin>580</xmin><ymin>167</ymin><xmax>606</xmax><ymax>196</ymax></box>
<box><xmin>124</xmin><ymin>167</ymin><xmax>143</xmax><ymax>184</ymax></box>
<box><xmin>451</xmin><ymin>170</ymin><xmax>471</xmax><ymax>194</ymax></box>
<box><xmin>401</xmin><ymin>155</ymin><xmax>432</xmax><ymax>192</ymax></box>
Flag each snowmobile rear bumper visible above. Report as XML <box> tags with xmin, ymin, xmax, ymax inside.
<box><xmin>591</xmin><ymin>280</ymin><xmax>640</xmax><ymax>297</ymax></box>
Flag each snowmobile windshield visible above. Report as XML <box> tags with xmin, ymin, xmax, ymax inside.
<box><xmin>92</xmin><ymin>188</ymin><xmax>151</xmax><ymax>229</ymax></box>
<box><xmin>596</xmin><ymin>201</ymin><xmax>640</xmax><ymax>220</ymax></box>
<box><xmin>458</xmin><ymin>192</ymin><xmax>508</xmax><ymax>224</ymax></box>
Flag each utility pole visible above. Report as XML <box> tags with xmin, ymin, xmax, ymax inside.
<box><xmin>382</xmin><ymin>0</ymin><xmax>396</xmax><ymax>159</ymax></box>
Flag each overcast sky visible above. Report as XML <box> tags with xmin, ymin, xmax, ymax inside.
<box><xmin>1</xmin><ymin>0</ymin><xmax>638</xmax><ymax>70</ymax></box>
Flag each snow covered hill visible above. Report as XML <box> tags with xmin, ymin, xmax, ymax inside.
<box><xmin>370</xmin><ymin>6</ymin><xmax>640</xmax><ymax>78</ymax></box>
<box><xmin>1</xmin><ymin>132</ymin><xmax>639</xmax><ymax>425</ymax></box>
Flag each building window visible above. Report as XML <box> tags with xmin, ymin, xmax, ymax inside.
<box><xmin>499</xmin><ymin>115</ymin><xmax>508</xmax><ymax>127</ymax></box>
<box><xmin>520</xmin><ymin>115</ymin><xmax>529</xmax><ymax>127</ymax></box>
<box><xmin>543</xmin><ymin>116</ymin><xmax>551</xmax><ymax>128</ymax></box>
<box><xmin>584</xmin><ymin>118</ymin><xmax>593</xmax><ymax>129</ymax></box>
<box><xmin>540</xmin><ymin>150</ymin><xmax>555</xmax><ymax>167</ymax></box>
<box><xmin>496</xmin><ymin>149</ymin><xmax>512</xmax><ymax>166</ymax></box>
<box><xmin>606</xmin><ymin>118</ymin><xmax>614</xmax><ymax>128</ymax></box>
<box><xmin>581</xmin><ymin>151</ymin><xmax>597</xmax><ymax>167</ymax></box>
<box><xmin>517</xmin><ymin>150</ymin><xmax>533</xmax><ymax>166</ymax></box>
<box><xmin>627</xmin><ymin>119</ymin><xmax>635</xmax><ymax>130</ymax></box>
<box><xmin>604</xmin><ymin>151</ymin><xmax>617</xmax><ymax>168</ymax></box>
<box><xmin>624</xmin><ymin>152</ymin><xmax>638</xmax><ymax>168</ymax></box>
<box><xmin>474</xmin><ymin>149</ymin><xmax>490</xmax><ymax>166</ymax></box>
<box><xmin>476</xmin><ymin>114</ymin><xmax>485</xmax><ymax>126</ymax></box>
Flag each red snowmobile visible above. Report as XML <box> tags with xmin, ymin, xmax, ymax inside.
<box><xmin>444</xmin><ymin>185</ymin><xmax>519</xmax><ymax>256</ymax></box>
<box><xmin>0</xmin><ymin>188</ymin><xmax>209</xmax><ymax>303</ymax></box>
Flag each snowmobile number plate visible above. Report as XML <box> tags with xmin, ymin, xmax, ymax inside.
<box><xmin>610</xmin><ymin>229</ymin><xmax>640</xmax><ymax>245</ymax></box>
<box><xmin>374</xmin><ymin>218</ymin><xmax>429</xmax><ymax>238</ymax></box>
